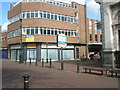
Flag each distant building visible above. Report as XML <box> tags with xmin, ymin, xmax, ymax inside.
<box><xmin>7</xmin><ymin>0</ymin><xmax>87</xmax><ymax>61</ymax></box>
<box><xmin>95</xmin><ymin>0</ymin><xmax>120</xmax><ymax>68</ymax></box>
<box><xmin>86</xmin><ymin>18</ymin><xmax>102</xmax><ymax>55</ymax></box>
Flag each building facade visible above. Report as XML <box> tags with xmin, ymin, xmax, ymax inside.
<box><xmin>8</xmin><ymin>0</ymin><xmax>88</xmax><ymax>61</ymax></box>
<box><xmin>0</xmin><ymin>27</ymin><xmax>8</xmax><ymax>59</ymax></box>
<box><xmin>95</xmin><ymin>0</ymin><xmax>120</xmax><ymax>68</ymax></box>
<box><xmin>86</xmin><ymin>18</ymin><xmax>102</xmax><ymax>55</ymax></box>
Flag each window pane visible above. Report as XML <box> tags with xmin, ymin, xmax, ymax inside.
<box><xmin>27</xmin><ymin>28</ymin><xmax>30</xmax><ymax>34</ymax></box>
<box><xmin>40</xmin><ymin>12</ymin><xmax>43</xmax><ymax>18</ymax></box>
<box><xmin>44</xmin><ymin>12</ymin><xmax>47</xmax><ymax>18</ymax></box>
<box><xmin>44</xmin><ymin>28</ymin><xmax>46</xmax><ymax>35</ymax></box>
<box><xmin>51</xmin><ymin>14</ymin><xmax>54</xmax><ymax>19</ymax></box>
<box><xmin>31</xmin><ymin>11</ymin><xmax>34</xmax><ymax>18</ymax></box>
<box><xmin>55</xmin><ymin>14</ymin><xmax>57</xmax><ymax>20</ymax></box>
<box><xmin>31</xmin><ymin>28</ymin><xmax>34</xmax><ymax>34</ymax></box>
<box><xmin>27</xmin><ymin>12</ymin><xmax>30</xmax><ymax>18</ymax></box>
<box><xmin>40</xmin><ymin>28</ymin><xmax>43</xmax><ymax>34</ymax></box>
<box><xmin>35</xmin><ymin>11</ymin><xmax>38</xmax><ymax>17</ymax></box>
<box><xmin>47</xmin><ymin>13</ymin><xmax>50</xmax><ymax>19</ymax></box>
<box><xmin>35</xmin><ymin>27</ymin><xmax>38</xmax><ymax>34</ymax></box>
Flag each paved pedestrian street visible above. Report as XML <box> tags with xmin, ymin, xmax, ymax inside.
<box><xmin>2</xmin><ymin>59</ymin><xmax>119</xmax><ymax>88</ymax></box>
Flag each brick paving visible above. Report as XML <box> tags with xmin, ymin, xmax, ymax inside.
<box><xmin>2</xmin><ymin>59</ymin><xmax>119</xmax><ymax>88</ymax></box>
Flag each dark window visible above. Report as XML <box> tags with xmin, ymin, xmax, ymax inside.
<box><xmin>47</xmin><ymin>28</ymin><xmax>50</xmax><ymax>35</ymax></box>
<box><xmin>31</xmin><ymin>12</ymin><xmax>34</xmax><ymax>18</ymax></box>
<box><xmin>35</xmin><ymin>12</ymin><xmax>38</xmax><ymax>17</ymax></box>
<box><xmin>31</xmin><ymin>29</ymin><xmax>34</xmax><ymax>35</ymax></box>
<box><xmin>90</xmin><ymin>34</ymin><xmax>92</xmax><ymax>41</ymax></box>
<box><xmin>47</xmin><ymin>13</ymin><xmax>50</xmax><ymax>19</ymax></box>
<box><xmin>55</xmin><ymin>30</ymin><xmax>57</xmax><ymax>35</ymax></box>
<box><xmin>27</xmin><ymin>29</ymin><xmax>30</xmax><ymax>34</ymax></box>
<box><xmin>44</xmin><ymin>28</ymin><xmax>46</xmax><ymax>35</ymax></box>
<box><xmin>40</xmin><ymin>28</ymin><xmax>43</xmax><ymax>34</ymax></box>
<box><xmin>51</xmin><ymin>14</ymin><xmax>54</xmax><ymax>19</ymax></box>
<box><xmin>27</xmin><ymin>12</ymin><xmax>30</xmax><ymax>18</ymax></box>
<box><xmin>55</xmin><ymin>15</ymin><xmax>57</xmax><ymax>20</ymax></box>
<box><xmin>35</xmin><ymin>27</ymin><xmax>38</xmax><ymax>34</ymax></box>
<box><xmin>95</xmin><ymin>34</ymin><xmax>97</xmax><ymax>41</ymax></box>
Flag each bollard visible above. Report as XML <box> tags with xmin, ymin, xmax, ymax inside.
<box><xmin>42</xmin><ymin>58</ymin><xmax>44</xmax><ymax>67</ymax></box>
<box><xmin>23</xmin><ymin>74</ymin><xmax>30</xmax><ymax>90</ymax></box>
<box><xmin>61</xmin><ymin>61</ymin><xmax>64</xmax><ymax>70</ymax></box>
<box><xmin>15</xmin><ymin>56</ymin><xmax>17</xmax><ymax>63</ymax></box>
<box><xmin>46</xmin><ymin>58</ymin><xmax>48</xmax><ymax>63</ymax></box>
<box><xmin>29</xmin><ymin>58</ymin><xmax>31</xmax><ymax>65</ymax></box>
<box><xmin>25</xmin><ymin>59</ymin><xmax>26</xmax><ymax>65</ymax></box>
<box><xmin>77</xmin><ymin>60</ymin><xmax>80</xmax><ymax>73</ymax></box>
<box><xmin>50</xmin><ymin>58</ymin><xmax>52</xmax><ymax>68</ymax></box>
<box><xmin>35</xmin><ymin>58</ymin><xmax>38</xmax><ymax>66</ymax></box>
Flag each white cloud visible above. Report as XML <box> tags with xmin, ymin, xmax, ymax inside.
<box><xmin>2</xmin><ymin>22</ymin><xmax>8</xmax><ymax>32</ymax></box>
<box><xmin>86</xmin><ymin>0</ymin><xmax>100</xmax><ymax>14</ymax></box>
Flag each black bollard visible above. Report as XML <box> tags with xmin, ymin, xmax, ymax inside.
<box><xmin>42</xmin><ymin>58</ymin><xmax>44</xmax><ymax>67</ymax></box>
<box><xmin>50</xmin><ymin>58</ymin><xmax>52</xmax><ymax>68</ymax></box>
<box><xmin>29</xmin><ymin>58</ymin><xmax>31</xmax><ymax>65</ymax></box>
<box><xmin>61</xmin><ymin>61</ymin><xmax>64</xmax><ymax>70</ymax></box>
<box><xmin>46</xmin><ymin>58</ymin><xmax>48</xmax><ymax>63</ymax></box>
<box><xmin>36</xmin><ymin>58</ymin><xmax>38</xmax><ymax>66</ymax></box>
<box><xmin>77</xmin><ymin>60</ymin><xmax>80</xmax><ymax>73</ymax></box>
<box><xmin>23</xmin><ymin>74</ymin><xmax>30</xmax><ymax>90</ymax></box>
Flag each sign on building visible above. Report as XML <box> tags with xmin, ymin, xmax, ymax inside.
<box><xmin>26</xmin><ymin>35</ymin><xmax>34</xmax><ymax>42</ymax></box>
<box><xmin>57</xmin><ymin>34</ymin><xmax>67</xmax><ymax>48</ymax></box>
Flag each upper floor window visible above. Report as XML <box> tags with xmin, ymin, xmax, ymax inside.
<box><xmin>9</xmin><ymin>10</ymin><xmax>78</xmax><ymax>24</ymax></box>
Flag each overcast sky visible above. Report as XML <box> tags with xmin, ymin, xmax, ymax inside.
<box><xmin>0</xmin><ymin>0</ymin><xmax>100</xmax><ymax>32</ymax></box>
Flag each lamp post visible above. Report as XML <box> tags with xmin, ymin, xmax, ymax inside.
<box><xmin>19</xmin><ymin>19</ymin><xmax>24</xmax><ymax>63</ymax></box>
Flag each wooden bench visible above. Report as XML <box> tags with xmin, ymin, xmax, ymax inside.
<box><xmin>108</xmin><ymin>69</ymin><xmax>120</xmax><ymax>77</ymax></box>
<box><xmin>83</xmin><ymin>67</ymin><xmax>108</xmax><ymax>75</ymax></box>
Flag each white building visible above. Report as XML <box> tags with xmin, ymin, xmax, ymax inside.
<box><xmin>95</xmin><ymin>0</ymin><xmax>120</xmax><ymax>68</ymax></box>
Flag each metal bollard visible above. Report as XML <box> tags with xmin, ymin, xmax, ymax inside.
<box><xmin>50</xmin><ymin>58</ymin><xmax>52</xmax><ymax>68</ymax></box>
<box><xmin>35</xmin><ymin>58</ymin><xmax>38</xmax><ymax>66</ymax></box>
<box><xmin>61</xmin><ymin>61</ymin><xmax>64</xmax><ymax>70</ymax></box>
<box><xmin>29</xmin><ymin>58</ymin><xmax>31</xmax><ymax>65</ymax></box>
<box><xmin>77</xmin><ymin>60</ymin><xmax>80</xmax><ymax>73</ymax></box>
<box><xmin>46</xmin><ymin>58</ymin><xmax>48</xmax><ymax>63</ymax></box>
<box><xmin>23</xmin><ymin>74</ymin><xmax>30</xmax><ymax>90</ymax></box>
<box><xmin>42</xmin><ymin>58</ymin><xmax>44</xmax><ymax>67</ymax></box>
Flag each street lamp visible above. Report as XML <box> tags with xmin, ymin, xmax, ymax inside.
<box><xmin>19</xmin><ymin>19</ymin><xmax>24</xmax><ymax>63</ymax></box>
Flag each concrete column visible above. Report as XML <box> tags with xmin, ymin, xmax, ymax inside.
<box><xmin>100</xmin><ymin>3</ymin><xmax>115</xmax><ymax>68</ymax></box>
<box><xmin>36</xmin><ymin>43</ymin><xmax>41</xmax><ymax>61</ymax></box>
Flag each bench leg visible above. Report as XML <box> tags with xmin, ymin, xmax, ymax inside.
<box><xmin>89</xmin><ymin>69</ymin><xmax>91</xmax><ymax>73</ymax></box>
<box><xmin>85</xmin><ymin>69</ymin><xmax>87</xmax><ymax>73</ymax></box>
<box><xmin>101</xmin><ymin>71</ymin><xmax>103</xmax><ymax>75</ymax></box>
<box><xmin>115</xmin><ymin>73</ymin><xmax>117</xmax><ymax>77</ymax></box>
<box><xmin>111</xmin><ymin>72</ymin><xmax>113</xmax><ymax>77</ymax></box>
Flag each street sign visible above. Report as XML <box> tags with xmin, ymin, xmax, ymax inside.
<box><xmin>57</xmin><ymin>34</ymin><xmax>67</xmax><ymax>48</ymax></box>
<box><xmin>26</xmin><ymin>35</ymin><xmax>34</xmax><ymax>42</ymax></box>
